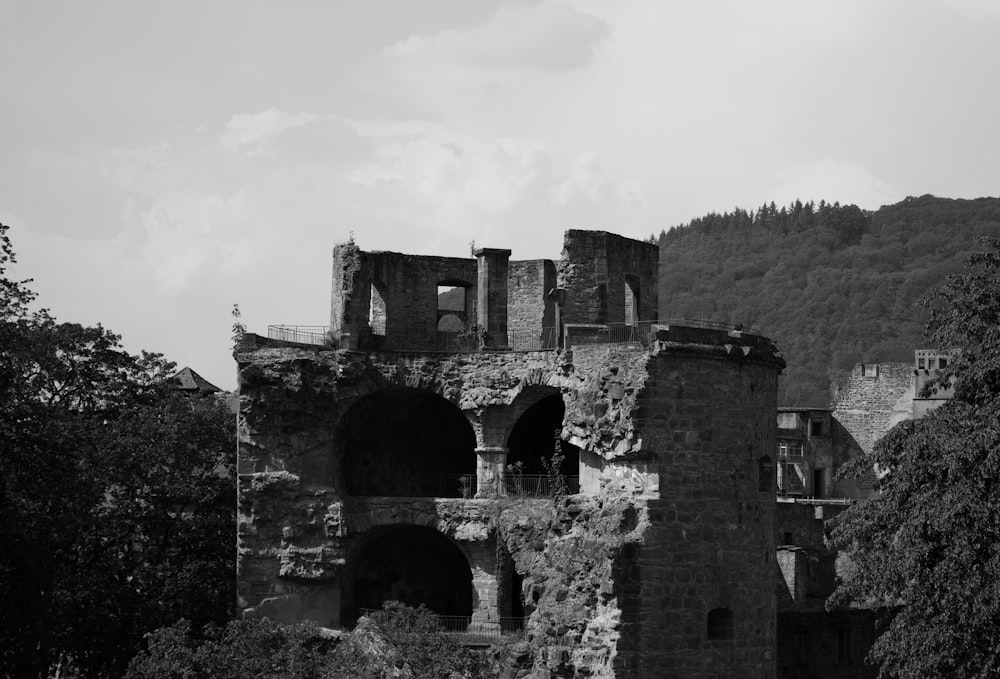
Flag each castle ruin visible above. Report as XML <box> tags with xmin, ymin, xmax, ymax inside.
<box><xmin>236</xmin><ymin>230</ymin><xmax>785</xmax><ymax>678</ymax></box>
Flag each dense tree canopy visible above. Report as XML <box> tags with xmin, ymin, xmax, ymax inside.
<box><xmin>0</xmin><ymin>223</ymin><xmax>234</xmax><ymax>678</ymax></box>
<box><xmin>830</xmin><ymin>237</ymin><xmax>1000</xmax><ymax>678</ymax></box>
<box><xmin>125</xmin><ymin>603</ymin><xmax>500</xmax><ymax>679</ymax></box>
<box><xmin>658</xmin><ymin>195</ymin><xmax>1000</xmax><ymax>405</ymax></box>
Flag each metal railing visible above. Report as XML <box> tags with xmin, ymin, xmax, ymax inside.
<box><xmin>357</xmin><ymin>609</ymin><xmax>525</xmax><ymax>640</ymax></box>
<box><xmin>503</xmin><ymin>474</ymin><xmax>580</xmax><ymax>497</ymax></box>
<box><xmin>268</xmin><ymin>319</ymin><xmax>760</xmax><ymax>351</ymax></box>
<box><xmin>507</xmin><ymin>327</ymin><xmax>559</xmax><ymax>351</ymax></box>
<box><xmin>564</xmin><ymin>321</ymin><xmax>657</xmax><ymax>348</ymax></box>
<box><xmin>349</xmin><ymin>474</ymin><xmax>477</xmax><ymax>499</ymax></box>
<box><xmin>436</xmin><ymin>331</ymin><xmax>479</xmax><ymax>352</ymax></box>
<box><xmin>268</xmin><ymin>325</ymin><xmax>329</xmax><ymax>345</ymax></box>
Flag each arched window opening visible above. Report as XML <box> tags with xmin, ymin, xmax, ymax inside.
<box><xmin>340</xmin><ymin>388</ymin><xmax>476</xmax><ymax>497</ymax></box>
<box><xmin>345</xmin><ymin>524</ymin><xmax>473</xmax><ymax>625</ymax></box>
<box><xmin>707</xmin><ymin>607</ymin><xmax>734</xmax><ymax>640</ymax></box>
<box><xmin>437</xmin><ymin>281</ymin><xmax>472</xmax><ymax>350</ymax></box>
<box><xmin>369</xmin><ymin>281</ymin><xmax>387</xmax><ymax>337</ymax></box>
<box><xmin>506</xmin><ymin>392</ymin><xmax>580</xmax><ymax>496</ymax></box>
<box><xmin>624</xmin><ymin>275</ymin><xmax>640</xmax><ymax>326</ymax></box>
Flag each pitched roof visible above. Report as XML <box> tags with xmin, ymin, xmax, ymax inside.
<box><xmin>172</xmin><ymin>366</ymin><xmax>222</xmax><ymax>393</ymax></box>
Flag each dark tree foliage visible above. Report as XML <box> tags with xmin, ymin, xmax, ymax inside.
<box><xmin>125</xmin><ymin>603</ymin><xmax>496</xmax><ymax>679</ymax></box>
<box><xmin>0</xmin><ymin>223</ymin><xmax>235</xmax><ymax>678</ymax></box>
<box><xmin>658</xmin><ymin>195</ymin><xmax>1000</xmax><ymax>405</ymax></box>
<box><xmin>830</xmin><ymin>237</ymin><xmax>1000</xmax><ymax>678</ymax></box>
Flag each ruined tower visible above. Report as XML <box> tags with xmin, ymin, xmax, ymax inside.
<box><xmin>236</xmin><ymin>230</ymin><xmax>783</xmax><ymax>678</ymax></box>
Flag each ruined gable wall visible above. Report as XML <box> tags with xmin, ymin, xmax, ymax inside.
<box><xmin>832</xmin><ymin>363</ymin><xmax>913</xmax><ymax>455</ymax></box>
<box><xmin>330</xmin><ymin>246</ymin><xmax>478</xmax><ymax>351</ymax></box>
<box><xmin>559</xmin><ymin>231</ymin><xmax>659</xmax><ymax>326</ymax></box>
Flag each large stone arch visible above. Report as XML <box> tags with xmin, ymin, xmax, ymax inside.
<box><xmin>505</xmin><ymin>387</ymin><xmax>581</xmax><ymax>493</ymax></box>
<box><xmin>338</xmin><ymin>516</ymin><xmax>499</xmax><ymax>630</ymax></box>
<box><xmin>341</xmin><ymin>523</ymin><xmax>474</xmax><ymax>625</ymax></box>
<box><xmin>335</xmin><ymin>387</ymin><xmax>477</xmax><ymax>498</ymax></box>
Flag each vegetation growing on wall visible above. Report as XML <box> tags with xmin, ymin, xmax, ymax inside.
<box><xmin>658</xmin><ymin>195</ymin><xmax>1000</xmax><ymax>405</ymax></box>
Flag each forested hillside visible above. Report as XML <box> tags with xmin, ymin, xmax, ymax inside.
<box><xmin>658</xmin><ymin>195</ymin><xmax>1000</xmax><ymax>406</ymax></box>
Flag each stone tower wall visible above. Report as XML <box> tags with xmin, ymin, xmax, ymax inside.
<box><xmin>559</xmin><ymin>230</ymin><xmax>659</xmax><ymax>326</ymax></box>
<box><xmin>613</xmin><ymin>331</ymin><xmax>780</xmax><ymax>678</ymax></box>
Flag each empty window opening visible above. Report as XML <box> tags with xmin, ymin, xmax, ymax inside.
<box><xmin>809</xmin><ymin>420</ymin><xmax>824</xmax><ymax>437</ymax></box>
<box><xmin>506</xmin><ymin>391</ymin><xmax>580</xmax><ymax>496</ymax></box>
<box><xmin>777</xmin><ymin>461</ymin><xmax>805</xmax><ymax>495</ymax></box>
<box><xmin>340</xmin><ymin>388</ymin><xmax>476</xmax><ymax>497</ymax></box>
<box><xmin>438</xmin><ymin>282</ymin><xmax>471</xmax><ymax>350</ymax></box>
<box><xmin>624</xmin><ymin>275</ymin><xmax>640</xmax><ymax>326</ymax></box>
<box><xmin>861</xmin><ymin>364</ymin><xmax>878</xmax><ymax>378</ymax></box>
<box><xmin>345</xmin><ymin>524</ymin><xmax>472</xmax><ymax>625</ymax></box>
<box><xmin>707</xmin><ymin>608</ymin><xmax>734</xmax><ymax>640</ymax></box>
<box><xmin>938</xmin><ymin>357</ymin><xmax>948</xmax><ymax>369</ymax></box>
<box><xmin>369</xmin><ymin>282</ymin><xmax>387</xmax><ymax>336</ymax></box>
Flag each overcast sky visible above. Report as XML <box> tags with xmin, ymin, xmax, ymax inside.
<box><xmin>2</xmin><ymin>0</ymin><xmax>998</xmax><ymax>390</ymax></box>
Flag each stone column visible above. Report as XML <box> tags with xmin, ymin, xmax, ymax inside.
<box><xmin>475</xmin><ymin>446</ymin><xmax>507</xmax><ymax>498</ymax></box>
<box><xmin>474</xmin><ymin>248</ymin><xmax>511</xmax><ymax>348</ymax></box>
<box><xmin>464</xmin><ymin>542</ymin><xmax>501</xmax><ymax>632</ymax></box>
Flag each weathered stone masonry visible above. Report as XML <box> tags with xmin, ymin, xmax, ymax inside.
<box><xmin>237</xmin><ymin>230</ymin><xmax>784</xmax><ymax>679</ymax></box>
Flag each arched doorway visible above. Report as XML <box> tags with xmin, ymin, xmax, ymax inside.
<box><xmin>339</xmin><ymin>388</ymin><xmax>477</xmax><ymax>497</ymax></box>
<box><xmin>344</xmin><ymin>524</ymin><xmax>473</xmax><ymax>625</ymax></box>
<box><xmin>506</xmin><ymin>391</ymin><xmax>580</xmax><ymax>495</ymax></box>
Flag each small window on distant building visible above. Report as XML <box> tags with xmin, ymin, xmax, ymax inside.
<box><xmin>861</xmin><ymin>364</ymin><xmax>878</xmax><ymax>378</ymax></box>
<box><xmin>939</xmin><ymin>357</ymin><xmax>948</xmax><ymax>369</ymax></box>
<box><xmin>707</xmin><ymin>608</ymin><xmax>734</xmax><ymax>640</ymax></box>
<box><xmin>917</xmin><ymin>357</ymin><xmax>926</xmax><ymax>369</ymax></box>
<box><xmin>809</xmin><ymin>420</ymin><xmax>823</xmax><ymax>437</ymax></box>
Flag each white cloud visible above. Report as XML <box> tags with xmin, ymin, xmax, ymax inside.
<box><xmin>349</xmin><ymin>124</ymin><xmax>551</xmax><ymax>221</ymax></box>
<box><xmin>766</xmin><ymin>159</ymin><xmax>899</xmax><ymax>210</ymax></box>
<box><xmin>221</xmin><ymin>108</ymin><xmax>333</xmax><ymax>156</ymax></box>
<box><xmin>550</xmin><ymin>149</ymin><xmax>645</xmax><ymax>208</ymax></box>
<box><xmin>385</xmin><ymin>1</ymin><xmax>609</xmax><ymax>72</ymax></box>
<box><xmin>137</xmin><ymin>189</ymin><xmax>258</xmax><ymax>294</ymax></box>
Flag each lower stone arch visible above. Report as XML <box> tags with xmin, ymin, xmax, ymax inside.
<box><xmin>341</xmin><ymin>523</ymin><xmax>475</xmax><ymax>626</ymax></box>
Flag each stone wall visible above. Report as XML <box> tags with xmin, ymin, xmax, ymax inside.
<box><xmin>508</xmin><ymin>259</ymin><xmax>557</xmax><ymax>349</ymax></box>
<box><xmin>330</xmin><ymin>247</ymin><xmax>478</xmax><ymax>351</ymax></box>
<box><xmin>832</xmin><ymin>363</ymin><xmax>913</xmax><ymax>456</ymax></box>
<box><xmin>559</xmin><ymin>230</ymin><xmax>658</xmax><ymax>326</ymax></box>
<box><xmin>618</xmin><ymin>328</ymin><xmax>782</xmax><ymax>678</ymax></box>
<box><xmin>777</xmin><ymin>610</ymin><xmax>878</xmax><ymax>679</ymax></box>
<box><xmin>236</xmin><ymin>324</ymin><xmax>784</xmax><ymax>679</ymax></box>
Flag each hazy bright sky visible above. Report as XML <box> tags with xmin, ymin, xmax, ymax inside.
<box><xmin>2</xmin><ymin>0</ymin><xmax>998</xmax><ymax>390</ymax></box>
